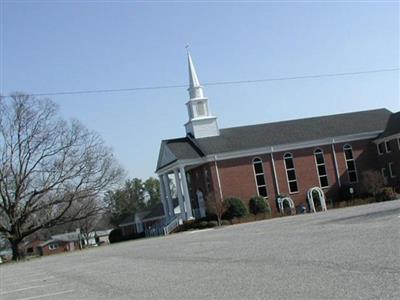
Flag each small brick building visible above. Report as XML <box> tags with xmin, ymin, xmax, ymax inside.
<box><xmin>156</xmin><ymin>53</ymin><xmax>399</xmax><ymax>225</ymax></box>
<box><xmin>38</xmin><ymin>232</ymin><xmax>81</xmax><ymax>256</ymax></box>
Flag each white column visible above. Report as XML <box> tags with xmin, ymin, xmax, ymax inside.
<box><xmin>162</xmin><ymin>174</ymin><xmax>174</xmax><ymax>218</ymax></box>
<box><xmin>179</xmin><ymin>166</ymin><xmax>193</xmax><ymax>219</ymax></box>
<box><xmin>174</xmin><ymin>168</ymin><xmax>186</xmax><ymax>221</ymax></box>
<box><xmin>159</xmin><ymin>175</ymin><xmax>169</xmax><ymax>220</ymax></box>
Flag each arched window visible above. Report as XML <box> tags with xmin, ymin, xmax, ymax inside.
<box><xmin>343</xmin><ymin>144</ymin><xmax>358</xmax><ymax>183</ymax></box>
<box><xmin>204</xmin><ymin>168</ymin><xmax>211</xmax><ymax>192</ymax></box>
<box><xmin>252</xmin><ymin>158</ymin><xmax>268</xmax><ymax>198</ymax></box>
<box><xmin>284</xmin><ymin>153</ymin><xmax>298</xmax><ymax>193</ymax></box>
<box><xmin>314</xmin><ymin>149</ymin><xmax>329</xmax><ymax>188</ymax></box>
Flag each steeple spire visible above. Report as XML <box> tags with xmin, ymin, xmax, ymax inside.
<box><xmin>187</xmin><ymin>51</ymin><xmax>204</xmax><ymax>99</ymax></box>
<box><xmin>184</xmin><ymin>50</ymin><xmax>219</xmax><ymax>139</ymax></box>
<box><xmin>188</xmin><ymin>52</ymin><xmax>200</xmax><ymax>88</ymax></box>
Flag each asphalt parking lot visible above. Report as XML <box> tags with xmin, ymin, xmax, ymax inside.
<box><xmin>1</xmin><ymin>200</ymin><xmax>399</xmax><ymax>300</ymax></box>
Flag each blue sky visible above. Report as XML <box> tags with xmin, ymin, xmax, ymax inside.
<box><xmin>1</xmin><ymin>0</ymin><xmax>399</xmax><ymax>180</ymax></box>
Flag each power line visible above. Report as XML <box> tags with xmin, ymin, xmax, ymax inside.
<box><xmin>4</xmin><ymin>67</ymin><xmax>399</xmax><ymax>98</ymax></box>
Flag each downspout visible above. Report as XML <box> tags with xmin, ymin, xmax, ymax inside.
<box><xmin>270</xmin><ymin>147</ymin><xmax>280</xmax><ymax>195</ymax></box>
<box><xmin>214</xmin><ymin>155</ymin><xmax>223</xmax><ymax>201</ymax></box>
<box><xmin>331</xmin><ymin>138</ymin><xmax>341</xmax><ymax>187</ymax></box>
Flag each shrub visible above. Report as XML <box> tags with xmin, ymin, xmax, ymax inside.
<box><xmin>109</xmin><ymin>229</ymin><xmax>123</xmax><ymax>244</ymax></box>
<box><xmin>207</xmin><ymin>221</ymin><xmax>218</xmax><ymax>227</ymax></box>
<box><xmin>199</xmin><ymin>221</ymin><xmax>209</xmax><ymax>229</ymax></box>
<box><xmin>203</xmin><ymin>213</ymin><xmax>218</xmax><ymax>222</ymax></box>
<box><xmin>376</xmin><ymin>187</ymin><xmax>397</xmax><ymax>202</ymax></box>
<box><xmin>221</xmin><ymin>220</ymin><xmax>231</xmax><ymax>226</ymax></box>
<box><xmin>223</xmin><ymin>197</ymin><xmax>248</xmax><ymax>220</ymax></box>
<box><xmin>249</xmin><ymin>196</ymin><xmax>271</xmax><ymax>217</ymax></box>
<box><xmin>360</xmin><ymin>171</ymin><xmax>385</xmax><ymax>197</ymax></box>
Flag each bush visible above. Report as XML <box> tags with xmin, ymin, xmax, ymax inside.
<box><xmin>109</xmin><ymin>229</ymin><xmax>145</xmax><ymax>243</ymax></box>
<box><xmin>376</xmin><ymin>187</ymin><xmax>397</xmax><ymax>202</ymax></box>
<box><xmin>208</xmin><ymin>221</ymin><xmax>218</xmax><ymax>227</ymax></box>
<box><xmin>249</xmin><ymin>196</ymin><xmax>271</xmax><ymax>216</ymax></box>
<box><xmin>203</xmin><ymin>213</ymin><xmax>218</xmax><ymax>222</ymax></box>
<box><xmin>109</xmin><ymin>229</ymin><xmax>123</xmax><ymax>244</ymax></box>
<box><xmin>221</xmin><ymin>220</ymin><xmax>231</xmax><ymax>226</ymax></box>
<box><xmin>360</xmin><ymin>171</ymin><xmax>385</xmax><ymax>197</ymax></box>
<box><xmin>223</xmin><ymin>197</ymin><xmax>248</xmax><ymax>220</ymax></box>
<box><xmin>181</xmin><ymin>219</ymin><xmax>196</xmax><ymax>231</ymax></box>
<box><xmin>198</xmin><ymin>221</ymin><xmax>209</xmax><ymax>229</ymax></box>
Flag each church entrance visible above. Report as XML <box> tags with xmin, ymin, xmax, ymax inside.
<box><xmin>277</xmin><ymin>196</ymin><xmax>295</xmax><ymax>216</ymax></box>
<box><xmin>307</xmin><ymin>187</ymin><xmax>327</xmax><ymax>213</ymax></box>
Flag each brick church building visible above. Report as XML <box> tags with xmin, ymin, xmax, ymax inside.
<box><xmin>156</xmin><ymin>53</ymin><xmax>399</xmax><ymax>226</ymax></box>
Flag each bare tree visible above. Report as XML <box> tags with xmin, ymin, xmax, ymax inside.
<box><xmin>205</xmin><ymin>191</ymin><xmax>224</xmax><ymax>226</ymax></box>
<box><xmin>0</xmin><ymin>94</ymin><xmax>123</xmax><ymax>260</ymax></box>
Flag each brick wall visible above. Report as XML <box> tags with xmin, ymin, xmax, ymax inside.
<box><xmin>189</xmin><ymin>138</ymin><xmax>383</xmax><ymax>215</ymax></box>
<box><xmin>40</xmin><ymin>241</ymin><xmax>78</xmax><ymax>256</ymax></box>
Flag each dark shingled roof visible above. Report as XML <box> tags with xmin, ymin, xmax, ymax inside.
<box><xmin>377</xmin><ymin>111</ymin><xmax>400</xmax><ymax>139</ymax></box>
<box><xmin>157</xmin><ymin>109</ymin><xmax>394</xmax><ymax>170</ymax></box>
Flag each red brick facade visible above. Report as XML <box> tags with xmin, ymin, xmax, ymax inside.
<box><xmin>39</xmin><ymin>241</ymin><xmax>79</xmax><ymax>256</ymax></box>
<box><xmin>186</xmin><ymin>138</ymin><xmax>399</xmax><ymax>215</ymax></box>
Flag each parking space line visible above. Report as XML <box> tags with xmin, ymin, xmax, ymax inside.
<box><xmin>2</xmin><ymin>272</ymin><xmax>48</xmax><ymax>282</ymax></box>
<box><xmin>16</xmin><ymin>289</ymin><xmax>75</xmax><ymax>300</ymax></box>
<box><xmin>5</xmin><ymin>276</ymin><xmax>56</xmax><ymax>286</ymax></box>
<box><xmin>1</xmin><ymin>282</ymin><xmax>59</xmax><ymax>295</ymax></box>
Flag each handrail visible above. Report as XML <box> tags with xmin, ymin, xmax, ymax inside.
<box><xmin>163</xmin><ymin>217</ymin><xmax>179</xmax><ymax>235</ymax></box>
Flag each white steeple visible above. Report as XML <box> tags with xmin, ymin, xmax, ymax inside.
<box><xmin>188</xmin><ymin>52</ymin><xmax>204</xmax><ymax>99</ymax></box>
<box><xmin>184</xmin><ymin>51</ymin><xmax>219</xmax><ymax>139</ymax></box>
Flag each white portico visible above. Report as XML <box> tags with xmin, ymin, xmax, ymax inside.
<box><xmin>157</xmin><ymin>52</ymin><xmax>219</xmax><ymax>227</ymax></box>
<box><xmin>158</xmin><ymin>167</ymin><xmax>193</xmax><ymax>224</ymax></box>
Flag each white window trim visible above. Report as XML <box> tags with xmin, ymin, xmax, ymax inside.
<box><xmin>314</xmin><ymin>149</ymin><xmax>329</xmax><ymax>188</ymax></box>
<box><xmin>252</xmin><ymin>157</ymin><xmax>268</xmax><ymax>198</ymax></box>
<box><xmin>388</xmin><ymin>162</ymin><xmax>396</xmax><ymax>178</ymax></box>
<box><xmin>49</xmin><ymin>243</ymin><xmax>59</xmax><ymax>250</ymax></box>
<box><xmin>385</xmin><ymin>141</ymin><xmax>391</xmax><ymax>153</ymax></box>
<box><xmin>283</xmin><ymin>152</ymin><xmax>299</xmax><ymax>194</ymax></box>
<box><xmin>377</xmin><ymin>143</ymin><xmax>384</xmax><ymax>155</ymax></box>
<box><xmin>343</xmin><ymin>144</ymin><xmax>358</xmax><ymax>183</ymax></box>
<box><xmin>397</xmin><ymin>138</ymin><xmax>400</xmax><ymax>151</ymax></box>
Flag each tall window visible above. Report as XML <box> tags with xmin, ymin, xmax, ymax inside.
<box><xmin>388</xmin><ymin>162</ymin><xmax>396</xmax><ymax>178</ymax></box>
<box><xmin>343</xmin><ymin>144</ymin><xmax>358</xmax><ymax>183</ymax></box>
<box><xmin>377</xmin><ymin>142</ymin><xmax>384</xmax><ymax>155</ymax></box>
<box><xmin>385</xmin><ymin>141</ymin><xmax>392</xmax><ymax>153</ymax></box>
<box><xmin>284</xmin><ymin>153</ymin><xmax>298</xmax><ymax>193</ymax></box>
<box><xmin>381</xmin><ymin>167</ymin><xmax>389</xmax><ymax>184</ymax></box>
<box><xmin>314</xmin><ymin>149</ymin><xmax>329</xmax><ymax>188</ymax></box>
<box><xmin>252</xmin><ymin>158</ymin><xmax>268</xmax><ymax>197</ymax></box>
<box><xmin>204</xmin><ymin>168</ymin><xmax>211</xmax><ymax>192</ymax></box>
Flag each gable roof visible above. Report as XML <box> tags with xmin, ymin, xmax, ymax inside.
<box><xmin>157</xmin><ymin>108</ymin><xmax>393</xmax><ymax>171</ymax></box>
<box><xmin>376</xmin><ymin>111</ymin><xmax>400</xmax><ymax>139</ymax></box>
